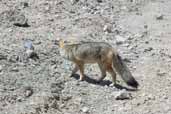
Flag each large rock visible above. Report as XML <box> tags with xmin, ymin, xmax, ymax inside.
<box><xmin>0</xmin><ymin>9</ymin><xmax>29</xmax><ymax>27</ymax></box>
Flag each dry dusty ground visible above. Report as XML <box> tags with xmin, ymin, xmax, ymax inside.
<box><xmin>0</xmin><ymin>0</ymin><xmax>171</xmax><ymax>114</ymax></box>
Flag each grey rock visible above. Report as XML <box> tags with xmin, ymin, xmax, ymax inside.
<box><xmin>157</xmin><ymin>69</ymin><xmax>166</xmax><ymax>77</ymax></box>
<box><xmin>81</xmin><ymin>106</ymin><xmax>89</xmax><ymax>113</ymax></box>
<box><xmin>11</xmin><ymin>67</ymin><xmax>19</xmax><ymax>72</ymax></box>
<box><xmin>0</xmin><ymin>65</ymin><xmax>3</xmax><ymax>72</ymax></box>
<box><xmin>24</xmin><ymin>41</ymin><xmax>34</xmax><ymax>50</ymax></box>
<box><xmin>23</xmin><ymin>86</ymin><xmax>33</xmax><ymax>97</ymax></box>
<box><xmin>144</xmin><ymin>47</ymin><xmax>153</xmax><ymax>52</ymax></box>
<box><xmin>13</xmin><ymin>13</ymin><xmax>29</xmax><ymax>27</ymax></box>
<box><xmin>20</xmin><ymin>2</ymin><xmax>29</xmax><ymax>8</ymax></box>
<box><xmin>115</xmin><ymin>89</ymin><xmax>132</xmax><ymax>100</ymax></box>
<box><xmin>0</xmin><ymin>9</ymin><xmax>29</xmax><ymax>27</ymax></box>
<box><xmin>97</xmin><ymin>0</ymin><xmax>102</xmax><ymax>3</ymax></box>
<box><xmin>71</xmin><ymin>0</ymin><xmax>79</xmax><ymax>4</ymax></box>
<box><xmin>103</xmin><ymin>24</ymin><xmax>112</xmax><ymax>33</ymax></box>
<box><xmin>115</xmin><ymin>35</ymin><xmax>126</xmax><ymax>44</ymax></box>
<box><xmin>24</xmin><ymin>41</ymin><xmax>39</xmax><ymax>60</ymax></box>
<box><xmin>156</xmin><ymin>14</ymin><xmax>164</xmax><ymax>20</ymax></box>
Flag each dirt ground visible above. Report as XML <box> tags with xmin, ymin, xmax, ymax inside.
<box><xmin>0</xmin><ymin>0</ymin><xmax>171</xmax><ymax>114</ymax></box>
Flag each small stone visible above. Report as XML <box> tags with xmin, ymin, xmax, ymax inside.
<box><xmin>144</xmin><ymin>25</ymin><xmax>148</xmax><ymax>29</ymax></box>
<box><xmin>17</xmin><ymin>96</ymin><xmax>23</xmax><ymax>102</ymax></box>
<box><xmin>145</xmin><ymin>41</ymin><xmax>149</xmax><ymax>44</ymax></box>
<box><xmin>23</xmin><ymin>2</ymin><xmax>29</xmax><ymax>7</ymax></box>
<box><xmin>25</xmin><ymin>89</ymin><xmax>33</xmax><ymax>97</ymax></box>
<box><xmin>71</xmin><ymin>0</ymin><xmax>79</xmax><ymax>4</ymax></box>
<box><xmin>13</xmin><ymin>15</ymin><xmax>29</xmax><ymax>27</ymax></box>
<box><xmin>8</xmin><ymin>55</ymin><xmax>20</xmax><ymax>62</ymax></box>
<box><xmin>11</xmin><ymin>67</ymin><xmax>19</xmax><ymax>72</ymax></box>
<box><xmin>144</xmin><ymin>47</ymin><xmax>153</xmax><ymax>52</ymax></box>
<box><xmin>49</xmin><ymin>100</ymin><xmax>58</xmax><ymax>109</ymax></box>
<box><xmin>24</xmin><ymin>86</ymin><xmax>33</xmax><ymax>97</ymax></box>
<box><xmin>156</xmin><ymin>14</ymin><xmax>164</xmax><ymax>20</ymax></box>
<box><xmin>146</xmin><ymin>94</ymin><xmax>155</xmax><ymax>100</ymax></box>
<box><xmin>115</xmin><ymin>35</ymin><xmax>126</xmax><ymax>44</ymax></box>
<box><xmin>103</xmin><ymin>25</ymin><xmax>112</xmax><ymax>33</ymax></box>
<box><xmin>97</xmin><ymin>0</ymin><xmax>102</xmax><ymax>3</ymax></box>
<box><xmin>59</xmin><ymin>104</ymin><xmax>65</xmax><ymax>108</ymax></box>
<box><xmin>26</xmin><ymin>49</ymin><xmax>34</xmax><ymax>56</ymax></box>
<box><xmin>109</xmin><ymin>83</ymin><xmax>115</xmax><ymax>87</ymax></box>
<box><xmin>21</xmin><ymin>2</ymin><xmax>29</xmax><ymax>8</ymax></box>
<box><xmin>45</xmin><ymin>5</ymin><xmax>50</xmax><ymax>12</ymax></box>
<box><xmin>25</xmin><ymin>49</ymin><xmax>39</xmax><ymax>60</ymax></box>
<box><xmin>162</xmin><ymin>95</ymin><xmax>168</xmax><ymax>99</ymax></box>
<box><xmin>121</xmin><ymin>6</ymin><xmax>127</xmax><ymax>10</ymax></box>
<box><xmin>157</xmin><ymin>69</ymin><xmax>166</xmax><ymax>77</ymax></box>
<box><xmin>115</xmin><ymin>89</ymin><xmax>132</xmax><ymax>100</ymax></box>
<box><xmin>81</xmin><ymin>107</ymin><xmax>89</xmax><ymax>113</ymax></box>
<box><xmin>0</xmin><ymin>65</ymin><xmax>3</xmax><ymax>72</ymax></box>
<box><xmin>24</xmin><ymin>40</ymin><xmax>34</xmax><ymax>50</ymax></box>
<box><xmin>24</xmin><ymin>41</ymin><xmax>39</xmax><ymax>60</ymax></box>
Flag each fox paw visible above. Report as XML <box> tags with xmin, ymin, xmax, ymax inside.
<box><xmin>79</xmin><ymin>77</ymin><xmax>85</xmax><ymax>81</ymax></box>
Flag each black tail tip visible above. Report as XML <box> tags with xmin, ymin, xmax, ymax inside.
<box><xmin>127</xmin><ymin>79</ymin><xmax>139</xmax><ymax>88</ymax></box>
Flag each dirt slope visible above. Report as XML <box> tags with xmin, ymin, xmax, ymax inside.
<box><xmin>0</xmin><ymin>0</ymin><xmax>171</xmax><ymax>114</ymax></box>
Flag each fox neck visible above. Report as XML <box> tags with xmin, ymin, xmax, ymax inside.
<box><xmin>60</xmin><ymin>45</ymin><xmax>75</xmax><ymax>61</ymax></box>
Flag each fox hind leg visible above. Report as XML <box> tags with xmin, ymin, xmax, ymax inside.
<box><xmin>107</xmin><ymin>67</ymin><xmax>117</xmax><ymax>84</ymax></box>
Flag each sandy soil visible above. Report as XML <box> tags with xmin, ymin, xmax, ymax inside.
<box><xmin>0</xmin><ymin>0</ymin><xmax>171</xmax><ymax>114</ymax></box>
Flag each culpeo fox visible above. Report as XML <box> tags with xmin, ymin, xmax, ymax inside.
<box><xmin>58</xmin><ymin>39</ymin><xmax>139</xmax><ymax>88</ymax></box>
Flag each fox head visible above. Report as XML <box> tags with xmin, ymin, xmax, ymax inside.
<box><xmin>58</xmin><ymin>38</ymin><xmax>74</xmax><ymax>58</ymax></box>
<box><xmin>59</xmin><ymin>39</ymin><xmax>65</xmax><ymax>48</ymax></box>
<box><xmin>58</xmin><ymin>38</ymin><xmax>77</xmax><ymax>48</ymax></box>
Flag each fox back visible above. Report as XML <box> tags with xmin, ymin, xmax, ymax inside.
<box><xmin>60</xmin><ymin>41</ymin><xmax>114</xmax><ymax>63</ymax></box>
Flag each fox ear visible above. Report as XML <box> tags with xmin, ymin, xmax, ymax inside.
<box><xmin>59</xmin><ymin>39</ymin><xmax>64</xmax><ymax>48</ymax></box>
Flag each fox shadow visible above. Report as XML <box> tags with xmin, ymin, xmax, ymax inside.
<box><xmin>71</xmin><ymin>74</ymin><xmax>137</xmax><ymax>91</ymax></box>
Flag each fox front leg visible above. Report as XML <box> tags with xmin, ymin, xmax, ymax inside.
<box><xmin>77</xmin><ymin>63</ymin><xmax>85</xmax><ymax>81</ymax></box>
<box><xmin>71</xmin><ymin>64</ymin><xmax>79</xmax><ymax>76</ymax></box>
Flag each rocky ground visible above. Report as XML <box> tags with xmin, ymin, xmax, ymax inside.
<box><xmin>0</xmin><ymin>0</ymin><xmax>171</xmax><ymax>114</ymax></box>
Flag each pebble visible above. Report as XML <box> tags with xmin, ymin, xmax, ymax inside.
<box><xmin>115</xmin><ymin>89</ymin><xmax>132</xmax><ymax>100</ymax></box>
<box><xmin>97</xmin><ymin>0</ymin><xmax>102</xmax><ymax>3</ymax></box>
<box><xmin>0</xmin><ymin>65</ymin><xmax>2</xmax><ymax>72</ymax></box>
<box><xmin>11</xmin><ymin>67</ymin><xmax>19</xmax><ymax>72</ymax></box>
<box><xmin>115</xmin><ymin>35</ymin><xmax>126</xmax><ymax>44</ymax></box>
<box><xmin>157</xmin><ymin>69</ymin><xmax>166</xmax><ymax>77</ymax></box>
<box><xmin>103</xmin><ymin>24</ymin><xmax>112</xmax><ymax>33</ymax></box>
<box><xmin>156</xmin><ymin>14</ymin><xmax>164</xmax><ymax>20</ymax></box>
<box><xmin>144</xmin><ymin>47</ymin><xmax>153</xmax><ymax>52</ymax></box>
<box><xmin>71</xmin><ymin>0</ymin><xmax>79</xmax><ymax>4</ymax></box>
<box><xmin>21</xmin><ymin>2</ymin><xmax>29</xmax><ymax>8</ymax></box>
<box><xmin>144</xmin><ymin>24</ymin><xmax>148</xmax><ymax>29</ymax></box>
<box><xmin>81</xmin><ymin>107</ymin><xmax>89</xmax><ymax>113</ymax></box>
<box><xmin>26</xmin><ymin>49</ymin><xmax>34</xmax><ymax>58</ymax></box>
<box><xmin>24</xmin><ymin>86</ymin><xmax>33</xmax><ymax>97</ymax></box>
<box><xmin>13</xmin><ymin>14</ymin><xmax>29</xmax><ymax>27</ymax></box>
<box><xmin>24</xmin><ymin>40</ymin><xmax>34</xmax><ymax>50</ymax></box>
<box><xmin>25</xmin><ymin>89</ymin><xmax>33</xmax><ymax>97</ymax></box>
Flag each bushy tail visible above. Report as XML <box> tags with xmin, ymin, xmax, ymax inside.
<box><xmin>112</xmin><ymin>54</ymin><xmax>139</xmax><ymax>88</ymax></box>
